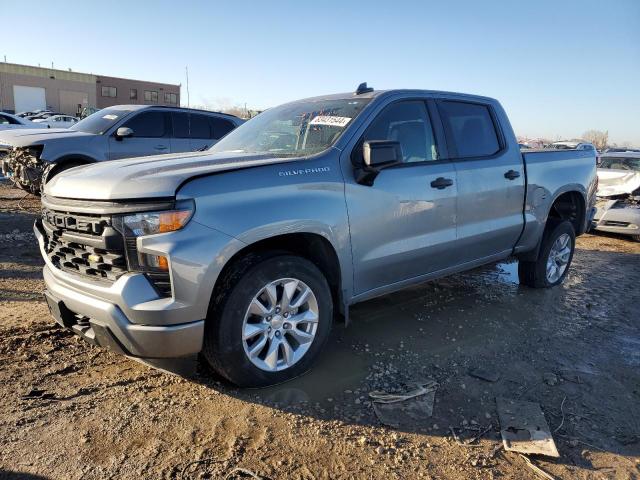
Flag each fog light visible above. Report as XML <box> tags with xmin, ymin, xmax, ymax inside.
<box><xmin>140</xmin><ymin>253</ymin><xmax>169</xmax><ymax>271</ymax></box>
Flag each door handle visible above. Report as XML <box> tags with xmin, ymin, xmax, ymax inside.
<box><xmin>430</xmin><ymin>177</ymin><xmax>454</xmax><ymax>189</ymax></box>
<box><xmin>504</xmin><ymin>169</ymin><xmax>520</xmax><ymax>180</ymax></box>
<box><xmin>154</xmin><ymin>145</ymin><xmax>168</xmax><ymax>151</ymax></box>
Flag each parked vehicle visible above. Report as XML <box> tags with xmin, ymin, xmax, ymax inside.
<box><xmin>550</xmin><ymin>141</ymin><xmax>599</xmax><ymax>164</ymax></box>
<box><xmin>16</xmin><ymin>109</ymin><xmax>47</xmax><ymax>118</ymax></box>
<box><xmin>25</xmin><ymin>111</ymin><xmax>60</xmax><ymax>121</ymax></box>
<box><xmin>34</xmin><ymin>85</ymin><xmax>597</xmax><ymax>387</ymax></box>
<box><xmin>603</xmin><ymin>147</ymin><xmax>640</xmax><ymax>153</ymax></box>
<box><xmin>593</xmin><ymin>152</ymin><xmax>640</xmax><ymax>241</ymax></box>
<box><xmin>550</xmin><ymin>141</ymin><xmax>596</xmax><ymax>151</ymax></box>
<box><xmin>32</xmin><ymin>114</ymin><xmax>79</xmax><ymax>129</ymax></box>
<box><xmin>0</xmin><ymin>112</ymin><xmax>46</xmax><ymax>131</ymax></box>
<box><xmin>0</xmin><ymin>105</ymin><xmax>243</xmax><ymax>193</ymax></box>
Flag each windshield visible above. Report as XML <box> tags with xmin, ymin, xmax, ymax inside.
<box><xmin>69</xmin><ymin>108</ymin><xmax>133</xmax><ymax>135</ymax></box>
<box><xmin>599</xmin><ymin>157</ymin><xmax>640</xmax><ymax>171</ymax></box>
<box><xmin>209</xmin><ymin>98</ymin><xmax>371</xmax><ymax>157</ymax></box>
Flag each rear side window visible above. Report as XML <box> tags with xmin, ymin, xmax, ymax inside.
<box><xmin>209</xmin><ymin>117</ymin><xmax>235</xmax><ymax>139</ymax></box>
<box><xmin>190</xmin><ymin>114</ymin><xmax>211</xmax><ymax>139</ymax></box>
<box><xmin>439</xmin><ymin>101</ymin><xmax>500</xmax><ymax>158</ymax></box>
<box><xmin>171</xmin><ymin>112</ymin><xmax>189</xmax><ymax>138</ymax></box>
<box><xmin>123</xmin><ymin>111</ymin><xmax>166</xmax><ymax>138</ymax></box>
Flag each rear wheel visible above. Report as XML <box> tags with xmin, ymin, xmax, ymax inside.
<box><xmin>202</xmin><ymin>254</ymin><xmax>333</xmax><ymax>387</ymax></box>
<box><xmin>518</xmin><ymin>220</ymin><xmax>576</xmax><ymax>288</ymax></box>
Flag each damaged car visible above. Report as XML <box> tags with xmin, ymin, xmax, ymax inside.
<box><xmin>593</xmin><ymin>152</ymin><xmax>640</xmax><ymax>241</ymax></box>
<box><xmin>0</xmin><ymin>105</ymin><xmax>243</xmax><ymax>194</ymax></box>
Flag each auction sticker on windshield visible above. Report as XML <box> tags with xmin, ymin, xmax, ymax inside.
<box><xmin>102</xmin><ymin>114</ymin><xmax>118</xmax><ymax>120</ymax></box>
<box><xmin>309</xmin><ymin>116</ymin><xmax>351</xmax><ymax>127</ymax></box>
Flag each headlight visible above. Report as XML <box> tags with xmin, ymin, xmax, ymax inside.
<box><xmin>113</xmin><ymin>200</ymin><xmax>195</xmax><ymax>297</ymax></box>
<box><xmin>121</xmin><ymin>200</ymin><xmax>194</xmax><ymax>237</ymax></box>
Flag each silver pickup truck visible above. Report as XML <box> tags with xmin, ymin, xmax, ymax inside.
<box><xmin>34</xmin><ymin>85</ymin><xmax>597</xmax><ymax>387</ymax></box>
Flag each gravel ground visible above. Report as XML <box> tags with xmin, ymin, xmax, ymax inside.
<box><xmin>0</xmin><ymin>180</ymin><xmax>639</xmax><ymax>480</ymax></box>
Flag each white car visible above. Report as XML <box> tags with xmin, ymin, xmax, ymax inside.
<box><xmin>32</xmin><ymin>114</ymin><xmax>79</xmax><ymax>129</ymax></box>
<box><xmin>0</xmin><ymin>112</ymin><xmax>46</xmax><ymax>131</ymax></box>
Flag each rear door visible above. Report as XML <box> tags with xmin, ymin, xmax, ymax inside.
<box><xmin>188</xmin><ymin>113</ymin><xmax>215</xmax><ymax>151</ymax></box>
<box><xmin>108</xmin><ymin>110</ymin><xmax>170</xmax><ymax>159</ymax></box>
<box><xmin>344</xmin><ymin>99</ymin><xmax>458</xmax><ymax>295</ymax></box>
<box><xmin>169</xmin><ymin>112</ymin><xmax>192</xmax><ymax>153</ymax></box>
<box><xmin>209</xmin><ymin>116</ymin><xmax>237</xmax><ymax>141</ymax></box>
<box><xmin>437</xmin><ymin>99</ymin><xmax>525</xmax><ymax>263</ymax></box>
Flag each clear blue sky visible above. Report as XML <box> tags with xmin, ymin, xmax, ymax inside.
<box><xmin>3</xmin><ymin>0</ymin><xmax>639</xmax><ymax>144</ymax></box>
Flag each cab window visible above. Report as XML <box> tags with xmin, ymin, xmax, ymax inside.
<box><xmin>361</xmin><ymin>100</ymin><xmax>438</xmax><ymax>163</ymax></box>
<box><xmin>123</xmin><ymin>111</ymin><xmax>167</xmax><ymax>137</ymax></box>
<box><xmin>438</xmin><ymin>101</ymin><xmax>500</xmax><ymax>158</ymax></box>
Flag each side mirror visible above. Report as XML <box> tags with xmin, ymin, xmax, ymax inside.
<box><xmin>115</xmin><ymin>127</ymin><xmax>133</xmax><ymax>140</ymax></box>
<box><xmin>356</xmin><ymin>140</ymin><xmax>402</xmax><ymax>186</ymax></box>
<box><xmin>363</xmin><ymin>140</ymin><xmax>402</xmax><ymax>168</ymax></box>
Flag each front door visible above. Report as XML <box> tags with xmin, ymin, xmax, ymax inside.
<box><xmin>108</xmin><ymin>110</ymin><xmax>170</xmax><ymax>160</ymax></box>
<box><xmin>344</xmin><ymin>100</ymin><xmax>458</xmax><ymax>295</ymax></box>
<box><xmin>437</xmin><ymin>100</ymin><xmax>525</xmax><ymax>263</ymax></box>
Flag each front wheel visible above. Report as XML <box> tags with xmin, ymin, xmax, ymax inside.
<box><xmin>518</xmin><ymin>220</ymin><xmax>576</xmax><ymax>288</ymax></box>
<box><xmin>202</xmin><ymin>255</ymin><xmax>333</xmax><ymax>387</ymax></box>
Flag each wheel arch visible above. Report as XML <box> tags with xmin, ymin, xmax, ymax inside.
<box><xmin>546</xmin><ymin>189</ymin><xmax>586</xmax><ymax>235</ymax></box>
<box><xmin>44</xmin><ymin>155</ymin><xmax>97</xmax><ymax>184</ymax></box>
<box><xmin>52</xmin><ymin>154</ymin><xmax>97</xmax><ymax>167</ymax></box>
<box><xmin>210</xmin><ymin>232</ymin><xmax>346</xmax><ymax>322</ymax></box>
<box><xmin>517</xmin><ymin>188</ymin><xmax>586</xmax><ymax>262</ymax></box>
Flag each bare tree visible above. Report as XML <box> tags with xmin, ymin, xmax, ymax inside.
<box><xmin>221</xmin><ymin>106</ymin><xmax>249</xmax><ymax>118</ymax></box>
<box><xmin>582</xmin><ymin>130</ymin><xmax>609</xmax><ymax>150</ymax></box>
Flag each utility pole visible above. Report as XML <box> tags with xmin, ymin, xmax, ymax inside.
<box><xmin>185</xmin><ymin>66</ymin><xmax>190</xmax><ymax>108</ymax></box>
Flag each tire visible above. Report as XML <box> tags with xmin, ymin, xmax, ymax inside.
<box><xmin>518</xmin><ymin>220</ymin><xmax>576</xmax><ymax>288</ymax></box>
<box><xmin>202</xmin><ymin>254</ymin><xmax>333</xmax><ymax>387</ymax></box>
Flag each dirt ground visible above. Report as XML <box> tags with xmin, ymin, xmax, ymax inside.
<box><xmin>1</xmin><ymin>179</ymin><xmax>639</xmax><ymax>480</ymax></box>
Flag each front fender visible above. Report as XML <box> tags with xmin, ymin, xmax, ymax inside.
<box><xmin>177</xmin><ymin>154</ymin><xmax>354</xmax><ymax>299</ymax></box>
<box><xmin>41</xmin><ymin>136</ymin><xmax>109</xmax><ymax>163</ymax></box>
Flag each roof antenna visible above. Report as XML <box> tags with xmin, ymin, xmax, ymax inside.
<box><xmin>355</xmin><ymin>82</ymin><xmax>373</xmax><ymax>95</ymax></box>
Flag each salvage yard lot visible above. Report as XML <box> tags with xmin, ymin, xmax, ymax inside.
<box><xmin>0</xmin><ymin>180</ymin><xmax>639</xmax><ymax>480</ymax></box>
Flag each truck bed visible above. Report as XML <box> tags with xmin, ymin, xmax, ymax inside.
<box><xmin>515</xmin><ymin>148</ymin><xmax>597</xmax><ymax>254</ymax></box>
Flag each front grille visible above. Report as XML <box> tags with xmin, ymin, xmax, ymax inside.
<box><xmin>42</xmin><ymin>208</ymin><xmax>127</xmax><ymax>283</ymax></box>
<box><xmin>40</xmin><ymin>205</ymin><xmax>172</xmax><ymax>296</ymax></box>
<box><xmin>46</xmin><ymin>233</ymin><xmax>127</xmax><ymax>281</ymax></box>
<box><xmin>604</xmin><ymin>220</ymin><xmax>630</xmax><ymax>227</ymax></box>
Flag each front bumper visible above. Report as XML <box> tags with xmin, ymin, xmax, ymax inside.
<box><xmin>593</xmin><ymin>200</ymin><xmax>640</xmax><ymax>237</ymax></box>
<box><xmin>33</xmin><ymin>216</ymin><xmax>239</xmax><ymax>358</ymax></box>
<box><xmin>42</xmin><ymin>273</ymin><xmax>203</xmax><ymax>358</ymax></box>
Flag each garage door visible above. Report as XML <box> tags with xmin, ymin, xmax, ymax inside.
<box><xmin>13</xmin><ymin>85</ymin><xmax>46</xmax><ymax>113</ymax></box>
<box><xmin>59</xmin><ymin>90</ymin><xmax>89</xmax><ymax>116</ymax></box>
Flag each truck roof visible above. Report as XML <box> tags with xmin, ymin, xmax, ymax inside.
<box><xmin>103</xmin><ymin>104</ymin><xmax>241</xmax><ymax>120</ymax></box>
<box><xmin>290</xmin><ymin>88</ymin><xmax>497</xmax><ymax>104</ymax></box>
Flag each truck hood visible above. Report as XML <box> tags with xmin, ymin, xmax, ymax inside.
<box><xmin>0</xmin><ymin>128</ymin><xmax>93</xmax><ymax>147</ymax></box>
<box><xmin>596</xmin><ymin>169</ymin><xmax>640</xmax><ymax>196</ymax></box>
<box><xmin>44</xmin><ymin>150</ymin><xmax>302</xmax><ymax>200</ymax></box>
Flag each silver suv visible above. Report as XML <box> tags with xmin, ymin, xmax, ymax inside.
<box><xmin>0</xmin><ymin>105</ymin><xmax>243</xmax><ymax>193</ymax></box>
